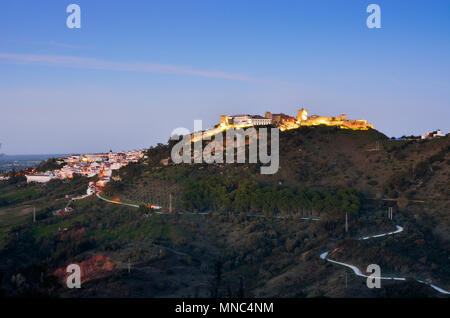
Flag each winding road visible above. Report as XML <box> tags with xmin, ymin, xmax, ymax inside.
<box><xmin>320</xmin><ymin>225</ymin><xmax>450</xmax><ymax>295</ymax></box>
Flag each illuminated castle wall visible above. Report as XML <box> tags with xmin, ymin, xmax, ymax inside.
<box><xmin>295</xmin><ymin>108</ymin><xmax>373</xmax><ymax>130</ymax></box>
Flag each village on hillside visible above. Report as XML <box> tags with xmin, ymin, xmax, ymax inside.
<box><xmin>24</xmin><ymin>150</ymin><xmax>145</xmax><ymax>190</ymax></box>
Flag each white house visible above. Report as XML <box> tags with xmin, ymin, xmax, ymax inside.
<box><xmin>422</xmin><ymin>129</ymin><xmax>445</xmax><ymax>139</ymax></box>
<box><xmin>26</xmin><ymin>173</ymin><xmax>57</xmax><ymax>183</ymax></box>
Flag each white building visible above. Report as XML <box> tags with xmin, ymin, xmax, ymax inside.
<box><xmin>250</xmin><ymin>115</ymin><xmax>272</xmax><ymax>126</ymax></box>
<box><xmin>230</xmin><ymin>114</ymin><xmax>272</xmax><ymax>126</ymax></box>
<box><xmin>421</xmin><ymin>129</ymin><xmax>445</xmax><ymax>139</ymax></box>
<box><xmin>87</xmin><ymin>186</ymin><xmax>95</xmax><ymax>196</ymax></box>
<box><xmin>103</xmin><ymin>168</ymin><xmax>113</xmax><ymax>177</ymax></box>
<box><xmin>230</xmin><ymin>114</ymin><xmax>251</xmax><ymax>125</ymax></box>
<box><xmin>96</xmin><ymin>177</ymin><xmax>110</xmax><ymax>187</ymax></box>
<box><xmin>110</xmin><ymin>162</ymin><xmax>121</xmax><ymax>170</ymax></box>
<box><xmin>26</xmin><ymin>173</ymin><xmax>57</xmax><ymax>183</ymax></box>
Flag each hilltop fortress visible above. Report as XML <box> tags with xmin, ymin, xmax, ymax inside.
<box><xmin>219</xmin><ymin>108</ymin><xmax>373</xmax><ymax>131</ymax></box>
<box><xmin>187</xmin><ymin>107</ymin><xmax>373</xmax><ymax>143</ymax></box>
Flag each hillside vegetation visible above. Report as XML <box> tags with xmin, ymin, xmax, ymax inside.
<box><xmin>0</xmin><ymin>126</ymin><xmax>449</xmax><ymax>298</ymax></box>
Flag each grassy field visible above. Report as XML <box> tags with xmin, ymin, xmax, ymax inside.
<box><xmin>3</xmin><ymin>188</ymin><xmax>41</xmax><ymax>201</ymax></box>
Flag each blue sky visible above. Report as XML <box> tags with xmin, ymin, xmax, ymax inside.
<box><xmin>0</xmin><ymin>0</ymin><xmax>449</xmax><ymax>154</ymax></box>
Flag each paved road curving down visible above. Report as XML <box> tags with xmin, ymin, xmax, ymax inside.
<box><xmin>96</xmin><ymin>192</ymin><xmax>139</xmax><ymax>208</ymax></box>
<box><xmin>320</xmin><ymin>225</ymin><xmax>450</xmax><ymax>295</ymax></box>
<box><xmin>360</xmin><ymin>225</ymin><xmax>403</xmax><ymax>240</ymax></box>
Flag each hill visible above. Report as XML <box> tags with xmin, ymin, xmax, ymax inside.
<box><xmin>0</xmin><ymin>126</ymin><xmax>449</xmax><ymax>298</ymax></box>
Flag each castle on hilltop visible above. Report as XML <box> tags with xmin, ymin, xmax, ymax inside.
<box><xmin>295</xmin><ymin>108</ymin><xmax>373</xmax><ymax>130</ymax></box>
<box><xmin>219</xmin><ymin>108</ymin><xmax>373</xmax><ymax>131</ymax></box>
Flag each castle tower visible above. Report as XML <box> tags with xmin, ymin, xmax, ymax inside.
<box><xmin>220</xmin><ymin>115</ymin><xmax>229</xmax><ymax>125</ymax></box>
<box><xmin>298</xmin><ymin>108</ymin><xmax>308</xmax><ymax>122</ymax></box>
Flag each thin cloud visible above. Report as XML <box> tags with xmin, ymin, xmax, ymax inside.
<box><xmin>0</xmin><ymin>52</ymin><xmax>267</xmax><ymax>83</ymax></box>
<box><xmin>49</xmin><ymin>41</ymin><xmax>89</xmax><ymax>49</ymax></box>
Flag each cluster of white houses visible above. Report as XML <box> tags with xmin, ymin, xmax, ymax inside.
<box><xmin>25</xmin><ymin>150</ymin><xmax>145</xmax><ymax>188</ymax></box>
<box><xmin>421</xmin><ymin>129</ymin><xmax>445</xmax><ymax>139</ymax></box>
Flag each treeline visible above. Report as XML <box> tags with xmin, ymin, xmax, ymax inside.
<box><xmin>35</xmin><ymin>158</ymin><xmax>63</xmax><ymax>172</ymax></box>
<box><xmin>1</xmin><ymin>169</ymin><xmax>26</xmax><ymax>184</ymax></box>
<box><xmin>181</xmin><ymin>177</ymin><xmax>360</xmax><ymax>216</ymax></box>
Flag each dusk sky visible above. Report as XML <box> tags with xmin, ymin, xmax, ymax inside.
<box><xmin>1</xmin><ymin>0</ymin><xmax>449</xmax><ymax>154</ymax></box>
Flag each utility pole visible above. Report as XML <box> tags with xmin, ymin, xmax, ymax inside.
<box><xmin>345</xmin><ymin>271</ymin><xmax>348</xmax><ymax>288</ymax></box>
<box><xmin>345</xmin><ymin>212</ymin><xmax>348</xmax><ymax>233</ymax></box>
<box><xmin>33</xmin><ymin>206</ymin><xmax>36</xmax><ymax>223</ymax></box>
<box><xmin>388</xmin><ymin>207</ymin><xmax>393</xmax><ymax>220</ymax></box>
<box><xmin>239</xmin><ymin>276</ymin><xmax>245</xmax><ymax>298</ymax></box>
